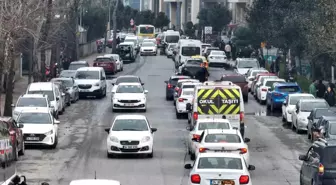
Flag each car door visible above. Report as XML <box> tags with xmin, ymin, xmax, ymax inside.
<box><xmin>282</xmin><ymin>96</ymin><xmax>289</xmax><ymax>117</ymax></box>
<box><xmin>101</xmin><ymin>70</ymin><xmax>106</xmax><ymax>89</ymax></box>
<box><xmin>188</xmin><ymin>125</ymin><xmax>197</xmax><ymax>151</ymax></box>
<box><xmin>194</xmin><ymin>131</ymin><xmax>204</xmax><ymax>154</ymax></box>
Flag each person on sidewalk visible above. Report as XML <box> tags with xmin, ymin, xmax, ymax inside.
<box><xmin>316</xmin><ymin>80</ymin><xmax>326</xmax><ymax>98</ymax></box>
<box><xmin>325</xmin><ymin>86</ymin><xmax>335</xmax><ymax>106</ymax></box>
<box><xmin>309</xmin><ymin>80</ymin><xmax>317</xmax><ymax>97</ymax></box>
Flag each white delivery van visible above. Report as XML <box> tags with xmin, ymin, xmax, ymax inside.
<box><xmin>174</xmin><ymin>39</ymin><xmax>202</xmax><ymax>66</ymax></box>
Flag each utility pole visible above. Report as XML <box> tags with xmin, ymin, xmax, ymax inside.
<box><xmin>104</xmin><ymin>0</ymin><xmax>111</xmax><ymax>52</ymax></box>
<box><xmin>112</xmin><ymin>0</ymin><xmax>119</xmax><ymax>54</ymax></box>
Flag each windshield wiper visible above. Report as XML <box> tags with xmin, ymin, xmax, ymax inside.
<box><xmin>121</xmin><ymin>128</ymin><xmax>139</xmax><ymax>131</ymax></box>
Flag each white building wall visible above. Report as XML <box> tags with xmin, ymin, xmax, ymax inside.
<box><xmin>191</xmin><ymin>0</ymin><xmax>200</xmax><ymax>24</ymax></box>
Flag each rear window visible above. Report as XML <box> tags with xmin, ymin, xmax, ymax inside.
<box><xmin>221</xmin><ymin>76</ymin><xmax>246</xmax><ymax>83</ymax></box>
<box><xmin>208</xmin><ymin>62</ymin><xmax>232</xmax><ymax>68</ymax></box>
<box><xmin>265</xmin><ymin>80</ymin><xmax>283</xmax><ymax>87</ymax></box>
<box><xmin>197</xmin><ymin>157</ymin><xmax>243</xmax><ymax>170</ymax></box>
<box><xmin>183</xmin><ymin>90</ymin><xmax>194</xmax><ymax>96</ymax></box>
<box><xmin>186</xmin><ymin>60</ymin><xmax>203</xmax><ymax>65</ymax></box>
<box><xmin>301</xmin><ymin>101</ymin><xmax>329</xmax><ymax>112</ymax></box>
<box><xmin>95</xmin><ymin>58</ymin><xmax>112</xmax><ymax>62</ymax></box>
<box><xmin>323</xmin><ymin>147</ymin><xmax>336</xmax><ymax>166</ymax></box>
<box><xmin>289</xmin><ymin>96</ymin><xmax>314</xmax><ymax>105</ymax></box>
<box><xmin>211</xmin><ymin>51</ymin><xmax>225</xmax><ymax>55</ymax></box>
<box><xmin>278</xmin><ymin>86</ymin><xmax>300</xmax><ymax>93</ymax></box>
<box><xmin>183</xmin><ymin>85</ymin><xmax>195</xmax><ymax>89</ymax></box>
<box><xmin>198</xmin><ymin>122</ymin><xmax>230</xmax><ymax>130</ymax></box>
<box><xmin>170</xmin><ymin>77</ymin><xmax>190</xmax><ymax>85</ymax></box>
<box><xmin>315</xmin><ymin>109</ymin><xmax>336</xmax><ymax>118</ymax></box>
<box><xmin>204</xmin><ymin>134</ymin><xmax>241</xmax><ymax>143</ymax></box>
<box><xmin>116</xmin><ymin>77</ymin><xmax>139</xmax><ymax>85</ymax></box>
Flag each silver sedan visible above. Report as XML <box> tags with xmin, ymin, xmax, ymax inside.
<box><xmin>54</xmin><ymin>78</ymin><xmax>79</xmax><ymax>103</ymax></box>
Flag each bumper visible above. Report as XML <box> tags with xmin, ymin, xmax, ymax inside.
<box><xmin>260</xmin><ymin>91</ymin><xmax>267</xmax><ymax>100</ymax></box>
<box><xmin>176</xmin><ymin>103</ymin><xmax>188</xmax><ymax>113</ymax></box>
<box><xmin>107</xmin><ymin>142</ymin><xmax>153</xmax><ymax>154</ymax></box>
<box><xmin>24</xmin><ymin>134</ymin><xmax>56</xmax><ymax>146</ymax></box>
<box><xmin>102</xmin><ymin>68</ymin><xmax>116</xmax><ymax>74</ymax></box>
<box><xmin>79</xmin><ymin>87</ymin><xmax>102</xmax><ymax>96</ymax></box>
<box><xmin>271</xmin><ymin>98</ymin><xmax>285</xmax><ymax>107</ymax></box>
<box><xmin>166</xmin><ymin>89</ymin><xmax>174</xmax><ymax>98</ymax></box>
<box><xmin>140</xmin><ymin>51</ymin><xmax>156</xmax><ymax>55</ymax></box>
<box><xmin>297</xmin><ymin>120</ymin><xmax>308</xmax><ymax>130</ymax></box>
<box><xmin>112</xmin><ymin>101</ymin><xmax>146</xmax><ymax>110</ymax></box>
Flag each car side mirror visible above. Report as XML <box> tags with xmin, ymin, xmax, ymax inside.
<box><xmin>18</xmin><ymin>124</ymin><xmax>24</xmax><ymax>128</ymax></box>
<box><xmin>141</xmin><ymin>82</ymin><xmax>145</xmax><ymax>85</ymax></box>
<box><xmin>56</xmin><ymin>97</ymin><xmax>59</xmax><ymax>101</ymax></box>
<box><xmin>144</xmin><ymin>90</ymin><xmax>148</xmax><ymax>94</ymax></box>
<box><xmin>186</xmin><ymin>103</ymin><xmax>192</xmax><ymax>111</ymax></box>
<box><xmin>164</xmin><ymin>80</ymin><xmax>168</xmax><ymax>84</ymax></box>
<box><xmin>299</xmin><ymin>154</ymin><xmax>307</xmax><ymax>161</ymax></box>
<box><xmin>248</xmin><ymin>165</ymin><xmax>256</xmax><ymax>171</ymax></box>
<box><xmin>151</xmin><ymin>128</ymin><xmax>157</xmax><ymax>132</ymax></box>
<box><xmin>184</xmin><ymin>164</ymin><xmax>193</xmax><ymax>169</ymax></box>
<box><xmin>191</xmin><ymin>138</ymin><xmax>199</xmax><ymax>142</ymax></box>
<box><xmin>54</xmin><ymin>120</ymin><xmax>60</xmax><ymax>124</ymax></box>
<box><xmin>244</xmin><ymin>138</ymin><xmax>251</xmax><ymax>143</ymax></box>
<box><xmin>105</xmin><ymin>128</ymin><xmax>110</xmax><ymax>133</ymax></box>
<box><xmin>11</xmin><ymin>104</ymin><xmax>15</xmax><ymax>107</ymax></box>
<box><xmin>186</xmin><ymin>126</ymin><xmax>193</xmax><ymax>131</ymax></box>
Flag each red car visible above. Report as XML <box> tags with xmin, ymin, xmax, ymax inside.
<box><xmin>0</xmin><ymin>117</ymin><xmax>24</xmax><ymax>161</ymax></box>
<box><xmin>251</xmin><ymin>73</ymin><xmax>277</xmax><ymax>95</ymax></box>
<box><xmin>221</xmin><ymin>73</ymin><xmax>249</xmax><ymax>102</ymax></box>
<box><xmin>93</xmin><ymin>56</ymin><xmax>117</xmax><ymax>75</ymax></box>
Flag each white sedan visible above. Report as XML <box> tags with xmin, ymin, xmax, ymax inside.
<box><xmin>140</xmin><ymin>42</ymin><xmax>157</xmax><ymax>56</ymax></box>
<box><xmin>282</xmin><ymin>93</ymin><xmax>315</xmax><ymax>123</ymax></box>
<box><xmin>112</xmin><ymin>83</ymin><xmax>148</xmax><ymax>112</ymax></box>
<box><xmin>175</xmin><ymin>88</ymin><xmax>194</xmax><ymax>118</ymax></box>
<box><xmin>111</xmin><ymin>75</ymin><xmax>143</xmax><ymax>94</ymax></box>
<box><xmin>193</xmin><ymin>129</ymin><xmax>251</xmax><ymax>165</ymax></box>
<box><xmin>184</xmin><ymin>153</ymin><xmax>255</xmax><ymax>185</ymax></box>
<box><xmin>207</xmin><ymin>50</ymin><xmax>227</xmax><ymax>64</ymax></box>
<box><xmin>17</xmin><ymin>108</ymin><xmax>60</xmax><ymax>148</ymax></box>
<box><xmin>104</xmin><ymin>54</ymin><xmax>123</xmax><ymax>72</ymax></box>
<box><xmin>256</xmin><ymin>78</ymin><xmax>285</xmax><ymax>104</ymax></box>
<box><xmin>105</xmin><ymin>114</ymin><xmax>157</xmax><ymax>158</ymax></box>
<box><xmin>187</xmin><ymin>118</ymin><xmax>233</xmax><ymax>160</ymax></box>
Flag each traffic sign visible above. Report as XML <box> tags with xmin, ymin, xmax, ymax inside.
<box><xmin>130</xmin><ymin>19</ymin><xmax>134</xmax><ymax>26</ymax></box>
<box><xmin>204</xmin><ymin>26</ymin><xmax>212</xmax><ymax>34</ymax></box>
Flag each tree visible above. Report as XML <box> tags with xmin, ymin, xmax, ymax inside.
<box><xmin>197</xmin><ymin>5</ymin><xmax>231</xmax><ymax>32</ymax></box>
<box><xmin>111</xmin><ymin>0</ymin><xmax>121</xmax><ymax>53</ymax></box>
<box><xmin>138</xmin><ymin>10</ymin><xmax>155</xmax><ymax>25</ymax></box>
<box><xmin>184</xmin><ymin>21</ymin><xmax>195</xmax><ymax>38</ymax></box>
<box><xmin>232</xmin><ymin>27</ymin><xmax>258</xmax><ymax>49</ymax></box>
<box><xmin>154</xmin><ymin>12</ymin><xmax>170</xmax><ymax>30</ymax></box>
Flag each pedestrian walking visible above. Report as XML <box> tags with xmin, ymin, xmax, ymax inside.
<box><xmin>325</xmin><ymin>86</ymin><xmax>335</xmax><ymax>106</ymax></box>
<box><xmin>195</xmin><ymin>64</ymin><xmax>209</xmax><ymax>82</ymax></box>
<box><xmin>309</xmin><ymin>80</ymin><xmax>317</xmax><ymax>97</ymax></box>
<box><xmin>225</xmin><ymin>42</ymin><xmax>232</xmax><ymax>60</ymax></box>
<box><xmin>316</xmin><ymin>80</ymin><xmax>326</xmax><ymax>98</ymax></box>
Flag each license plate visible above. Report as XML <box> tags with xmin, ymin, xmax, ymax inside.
<box><xmin>214</xmin><ymin>150</ymin><xmax>231</xmax><ymax>153</ymax></box>
<box><xmin>26</xmin><ymin>137</ymin><xmax>39</xmax><ymax>141</ymax></box>
<box><xmin>123</xmin><ymin>145</ymin><xmax>137</xmax><ymax>149</ymax></box>
<box><xmin>211</xmin><ymin>180</ymin><xmax>234</xmax><ymax>185</ymax></box>
<box><xmin>124</xmin><ymin>103</ymin><xmax>134</xmax><ymax>106</ymax></box>
<box><xmin>80</xmin><ymin>89</ymin><xmax>90</xmax><ymax>92</ymax></box>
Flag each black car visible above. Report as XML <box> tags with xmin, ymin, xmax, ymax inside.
<box><xmin>299</xmin><ymin>139</ymin><xmax>336</xmax><ymax>185</ymax></box>
<box><xmin>308</xmin><ymin>108</ymin><xmax>336</xmax><ymax>141</ymax></box>
<box><xmin>181</xmin><ymin>64</ymin><xmax>203</xmax><ymax>78</ymax></box>
<box><xmin>164</xmin><ymin>75</ymin><xmax>191</xmax><ymax>100</ymax></box>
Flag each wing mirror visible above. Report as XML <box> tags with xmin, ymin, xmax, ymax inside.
<box><xmin>186</xmin><ymin>103</ymin><xmax>192</xmax><ymax>111</ymax></box>
<box><xmin>244</xmin><ymin>138</ymin><xmax>251</xmax><ymax>143</ymax></box>
<box><xmin>144</xmin><ymin>90</ymin><xmax>148</xmax><ymax>94</ymax></box>
<box><xmin>105</xmin><ymin>128</ymin><xmax>110</xmax><ymax>133</ymax></box>
<box><xmin>56</xmin><ymin>97</ymin><xmax>59</xmax><ymax>101</ymax></box>
<box><xmin>299</xmin><ymin>154</ymin><xmax>307</xmax><ymax>161</ymax></box>
<box><xmin>18</xmin><ymin>124</ymin><xmax>24</xmax><ymax>128</ymax></box>
<box><xmin>151</xmin><ymin>128</ymin><xmax>157</xmax><ymax>132</ymax></box>
<box><xmin>248</xmin><ymin>165</ymin><xmax>256</xmax><ymax>171</ymax></box>
<box><xmin>186</xmin><ymin>126</ymin><xmax>194</xmax><ymax>131</ymax></box>
<box><xmin>54</xmin><ymin>120</ymin><xmax>60</xmax><ymax>124</ymax></box>
<box><xmin>11</xmin><ymin>104</ymin><xmax>15</xmax><ymax>107</ymax></box>
<box><xmin>184</xmin><ymin>164</ymin><xmax>193</xmax><ymax>169</ymax></box>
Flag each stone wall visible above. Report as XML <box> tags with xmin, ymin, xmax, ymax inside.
<box><xmin>79</xmin><ymin>40</ymin><xmax>97</xmax><ymax>58</ymax></box>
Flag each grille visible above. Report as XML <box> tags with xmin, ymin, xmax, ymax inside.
<box><xmin>78</xmin><ymin>84</ymin><xmax>92</xmax><ymax>89</ymax></box>
<box><xmin>118</xmin><ymin>100</ymin><xmax>140</xmax><ymax>103</ymax></box>
<box><xmin>120</xmin><ymin>140</ymin><xmax>140</xmax><ymax>145</ymax></box>
<box><xmin>23</xmin><ymin>134</ymin><xmax>46</xmax><ymax>141</ymax></box>
<box><xmin>144</xmin><ymin>50</ymin><xmax>153</xmax><ymax>52</ymax></box>
<box><xmin>120</xmin><ymin>148</ymin><xmax>140</xmax><ymax>152</ymax></box>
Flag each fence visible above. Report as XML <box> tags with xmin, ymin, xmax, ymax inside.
<box><xmin>78</xmin><ymin>40</ymin><xmax>97</xmax><ymax>58</ymax></box>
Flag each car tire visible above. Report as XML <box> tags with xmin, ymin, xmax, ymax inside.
<box><xmin>18</xmin><ymin>142</ymin><xmax>25</xmax><ymax>156</ymax></box>
<box><xmin>190</xmin><ymin>153</ymin><xmax>196</xmax><ymax>160</ymax></box>
<box><xmin>282</xmin><ymin>115</ymin><xmax>286</xmax><ymax>122</ymax></box>
<box><xmin>260</xmin><ymin>100</ymin><xmax>266</xmax><ymax>105</ymax></box>
<box><xmin>142</xmin><ymin>108</ymin><xmax>147</xmax><ymax>112</ymax></box>
<box><xmin>243</xmin><ymin>95</ymin><xmax>248</xmax><ymax>103</ymax></box>
<box><xmin>121</xmin><ymin>67</ymin><xmax>123</xmax><ymax>71</ymax></box>
<box><xmin>174</xmin><ymin>101</ymin><xmax>176</xmax><ymax>106</ymax></box>
<box><xmin>296</xmin><ymin>124</ymin><xmax>300</xmax><ymax>134</ymax></box>
<box><xmin>112</xmin><ymin>108</ymin><xmax>117</xmax><ymax>112</ymax></box>
<box><xmin>166</xmin><ymin>96</ymin><xmax>169</xmax><ymax>101</ymax></box>
<box><xmin>59</xmin><ymin>109</ymin><xmax>63</xmax><ymax>115</ymax></box>
<box><xmin>148</xmin><ymin>150</ymin><xmax>153</xmax><ymax>158</ymax></box>
<box><xmin>270</xmin><ymin>102</ymin><xmax>274</xmax><ymax>112</ymax></box>
<box><xmin>176</xmin><ymin>111</ymin><xmax>181</xmax><ymax>119</ymax></box>
<box><xmin>67</xmin><ymin>99</ymin><xmax>71</xmax><ymax>106</ymax></box>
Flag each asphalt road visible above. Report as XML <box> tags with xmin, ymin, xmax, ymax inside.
<box><xmin>15</xmin><ymin>53</ymin><xmax>311</xmax><ymax>185</ymax></box>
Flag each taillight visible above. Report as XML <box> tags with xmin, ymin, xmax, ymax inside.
<box><xmin>178</xmin><ymin>98</ymin><xmax>185</xmax><ymax>102</ymax></box>
<box><xmin>167</xmin><ymin>84</ymin><xmax>172</xmax><ymax>88</ymax></box>
<box><xmin>261</xmin><ymin>88</ymin><xmax>268</xmax><ymax>91</ymax></box>
<box><xmin>190</xmin><ymin>174</ymin><xmax>201</xmax><ymax>184</ymax></box>
<box><xmin>318</xmin><ymin>163</ymin><xmax>324</xmax><ymax>175</ymax></box>
<box><xmin>240</xmin><ymin>148</ymin><xmax>247</xmax><ymax>154</ymax></box>
<box><xmin>192</xmin><ymin>134</ymin><xmax>200</xmax><ymax>140</ymax></box>
<box><xmin>239</xmin><ymin>175</ymin><xmax>249</xmax><ymax>184</ymax></box>
<box><xmin>199</xmin><ymin>148</ymin><xmax>207</xmax><ymax>153</ymax></box>
<box><xmin>240</xmin><ymin>112</ymin><xmax>244</xmax><ymax>123</ymax></box>
<box><xmin>193</xmin><ymin>112</ymin><xmax>198</xmax><ymax>120</ymax></box>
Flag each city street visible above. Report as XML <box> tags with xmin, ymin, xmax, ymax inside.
<box><xmin>16</xmin><ymin>53</ymin><xmax>309</xmax><ymax>185</ymax></box>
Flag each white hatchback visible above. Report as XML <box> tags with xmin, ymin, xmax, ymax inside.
<box><xmin>105</xmin><ymin>115</ymin><xmax>157</xmax><ymax>158</ymax></box>
<box><xmin>282</xmin><ymin>93</ymin><xmax>315</xmax><ymax>123</ymax></box>
<box><xmin>256</xmin><ymin>78</ymin><xmax>285</xmax><ymax>103</ymax></box>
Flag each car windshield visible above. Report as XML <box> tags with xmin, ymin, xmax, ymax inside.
<box><xmin>181</xmin><ymin>47</ymin><xmax>200</xmax><ymax>56</ymax></box>
<box><xmin>204</xmin><ymin>134</ymin><xmax>241</xmax><ymax>143</ymax></box>
<box><xmin>278</xmin><ymin>86</ymin><xmax>300</xmax><ymax>93</ymax></box>
<box><xmin>208</xmin><ymin>62</ymin><xmax>231</xmax><ymax>68</ymax></box>
<box><xmin>211</xmin><ymin>51</ymin><xmax>225</xmax><ymax>55</ymax></box>
<box><xmin>166</xmin><ymin>35</ymin><xmax>179</xmax><ymax>43</ymax></box>
<box><xmin>198</xmin><ymin>122</ymin><xmax>230</xmax><ymax>130</ymax></box>
<box><xmin>55</xmin><ymin>79</ymin><xmax>73</xmax><ymax>87</ymax></box>
<box><xmin>116</xmin><ymin>77</ymin><xmax>139</xmax><ymax>85</ymax></box>
<box><xmin>171</xmin><ymin>77</ymin><xmax>190</xmax><ymax>85</ymax></box>
<box><xmin>17</xmin><ymin>98</ymin><xmax>47</xmax><ymax>107</ymax></box>
<box><xmin>183</xmin><ymin>85</ymin><xmax>195</xmax><ymax>89</ymax></box>
<box><xmin>59</xmin><ymin>70</ymin><xmax>76</xmax><ymax>78</ymax></box>
<box><xmin>265</xmin><ymin>80</ymin><xmax>284</xmax><ymax>87</ymax></box>
<box><xmin>142</xmin><ymin>42</ymin><xmax>155</xmax><ymax>47</ymax></box>
<box><xmin>17</xmin><ymin>112</ymin><xmax>52</xmax><ymax>124</ymax></box>
<box><xmin>112</xmin><ymin>119</ymin><xmax>148</xmax><ymax>131</ymax></box>
<box><xmin>182</xmin><ymin>90</ymin><xmax>194</xmax><ymax>96</ymax></box>
<box><xmin>75</xmin><ymin>71</ymin><xmax>99</xmax><ymax>79</ymax></box>
<box><xmin>301</xmin><ymin>101</ymin><xmax>329</xmax><ymax>112</ymax></box>
<box><xmin>186</xmin><ymin>60</ymin><xmax>203</xmax><ymax>65</ymax></box>
<box><xmin>69</xmin><ymin>64</ymin><xmax>86</xmax><ymax>70</ymax></box>
<box><xmin>116</xmin><ymin>85</ymin><xmax>143</xmax><ymax>93</ymax></box>
<box><xmin>27</xmin><ymin>90</ymin><xmax>54</xmax><ymax>101</ymax></box>
<box><xmin>289</xmin><ymin>96</ymin><xmax>314</xmax><ymax>105</ymax></box>
<box><xmin>197</xmin><ymin>157</ymin><xmax>243</xmax><ymax>170</ymax></box>
<box><xmin>238</xmin><ymin>60</ymin><xmax>259</xmax><ymax>68</ymax></box>
<box><xmin>221</xmin><ymin>76</ymin><xmax>246</xmax><ymax>83</ymax></box>
<box><xmin>315</xmin><ymin>109</ymin><xmax>336</xmax><ymax>118</ymax></box>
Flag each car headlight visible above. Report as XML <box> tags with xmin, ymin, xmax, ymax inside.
<box><xmin>94</xmin><ymin>82</ymin><xmax>100</xmax><ymax>86</ymax></box>
<box><xmin>110</xmin><ymin>136</ymin><xmax>119</xmax><ymax>142</ymax></box>
<box><xmin>141</xmin><ymin>136</ymin><xmax>151</xmax><ymax>143</ymax></box>
<box><xmin>45</xmin><ymin>130</ymin><xmax>53</xmax><ymax>135</ymax></box>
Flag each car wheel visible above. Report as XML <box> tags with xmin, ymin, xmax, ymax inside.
<box><xmin>121</xmin><ymin>67</ymin><xmax>123</xmax><ymax>71</ymax></box>
<box><xmin>148</xmin><ymin>150</ymin><xmax>153</xmax><ymax>158</ymax></box>
<box><xmin>67</xmin><ymin>98</ymin><xmax>71</xmax><ymax>106</ymax></box>
<box><xmin>107</xmin><ymin>152</ymin><xmax>114</xmax><ymax>158</ymax></box>
<box><xmin>142</xmin><ymin>108</ymin><xmax>147</xmax><ymax>112</ymax></box>
<box><xmin>296</xmin><ymin>125</ymin><xmax>300</xmax><ymax>134</ymax></box>
<box><xmin>13</xmin><ymin>144</ymin><xmax>18</xmax><ymax>161</ymax></box>
<box><xmin>166</xmin><ymin>96</ymin><xmax>169</xmax><ymax>101</ymax></box>
<box><xmin>18</xmin><ymin>141</ymin><xmax>25</xmax><ymax>156</ymax></box>
<box><xmin>190</xmin><ymin>153</ymin><xmax>196</xmax><ymax>160</ymax></box>
<box><xmin>176</xmin><ymin>111</ymin><xmax>181</xmax><ymax>119</ymax></box>
<box><xmin>174</xmin><ymin>101</ymin><xmax>176</xmax><ymax>106</ymax></box>
<box><xmin>282</xmin><ymin>115</ymin><xmax>286</xmax><ymax>122</ymax></box>
<box><xmin>270</xmin><ymin>102</ymin><xmax>274</xmax><ymax>112</ymax></box>
<box><xmin>243</xmin><ymin>95</ymin><xmax>248</xmax><ymax>103</ymax></box>
<box><xmin>59</xmin><ymin>109</ymin><xmax>63</xmax><ymax>115</ymax></box>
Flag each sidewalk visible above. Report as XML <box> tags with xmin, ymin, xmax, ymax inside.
<box><xmin>0</xmin><ymin>53</ymin><xmax>100</xmax><ymax>115</ymax></box>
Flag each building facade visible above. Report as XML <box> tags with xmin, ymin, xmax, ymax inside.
<box><xmin>123</xmin><ymin>0</ymin><xmax>154</xmax><ymax>11</ymax></box>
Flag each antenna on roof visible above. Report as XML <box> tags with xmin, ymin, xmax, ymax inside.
<box><xmin>94</xmin><ymin>171</ymin><xmax>97</xmax><ymax>179</ymax></box>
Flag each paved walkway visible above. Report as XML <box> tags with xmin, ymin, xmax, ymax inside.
<box><xmin>0</xmin><ymin>53</ymin><xmax>100</xmax><ymax>115</ymax></box>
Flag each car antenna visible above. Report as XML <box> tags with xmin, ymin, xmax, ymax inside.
<box><xmin>94</xmin><ymin>171</ymin><xmax>97</xmax><ymax>179</ymax></box>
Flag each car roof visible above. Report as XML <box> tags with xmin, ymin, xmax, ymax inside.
<box><xmin>115</xmin><ymin>114</ymin><xmax>146</xmax><ymax>120</ymax></box>
<box><xmin>275</xmin><ymin>82</ymin><xmax>299</xmax><ymax>87</ymax></box>
<box><xmin>61</xmin><ymin>70</ymin><xmax>76</xmax><ymax>73</ymax></box>
<box><xmin>171</xmin><ymin>75</ymin><xmax>191</xmax><ymax>79</ymax></box>
<box><xmin>197</xmin><ymin>118</ymin><xmax>231</xmax><ymax>123</ymax></box>
<box><xmin>70</xmin><ymin>179</ymin><xmax>120</xmax><ymax>185</ymax></box>
<box><xmin>237</xmin><ymin>58</ymin><xmax>258</xmax><ymax>61</ymax></box>
<box><xmin>96</xmin><ymin>56</ymin><xmax>110</xmax><ymax>59</ymax></box>
<box><xmin>321</xmin><ymin>116</ymin><xmax>336</xmax><ymax>120</ymax></box>
<box><xmin>28</xmin><ymin>82</ymin><xmax>53</xmax><ymax>90</ymax></box>
<box><xmin>117</xmin><ymin>82</ymin><xmax>142</xmax><ymax>86</ymax></box>
<box><xmin>76</xmin><ymin>67</ymin><xmax>102</xmax><ymax>71</ymax></box>
<box><xmin>104</xmin><ymin>54</ymin><xmax>119</xmax><ymax>57</ymax></box>
<box><xmin>264</xmin><ymin>78</ymin><xmax>285</xmax><ymax>82</ymax></box>
<box><xmin>71</xmin><ymin>61</ymin><xmax>87</xmax><ymax>64</ymax></box>
<box><xmin>300</xmin><ymin>99</ymin><xmax>326</xmax><ymax>103</ymax></box>
<box><xmin>21</xmin><ymin>94</ymin><xmax>46</xmax><ymax>98</ymax></box>
<box><xmin>19</xmin><ymin>107</ymin><xmax>51</xmax><ymax>113</ymax></box>
<box><xmin>182</xmin><ymin>82</ymin><xmax>201</xmax><ymax>86</ymax></box>
<box><xmin>52</xmin><ymin>78</ymin><xmax>73</xmax><ymax>81</ymax></box>
<box><xmin>117</xmin><ymin>75</ymin><xmax>139</xmax><ymax>79</ymax></box>
<box><xmin>288</xmin><ymin>93</ymin><xmax>314</xmax><ymax>98</ymax></box>
<box><xmin>198</xmin><ymin>152</ymin><xmax>243</xmax><ymax>158</ymax></box>
<box><xmin>205</xmin><ymin>129</ymin><xmax>238</xmax><ymax>134</ymax></box>
<box><xmin>178</xmin><ymin>79</ymin><xmax>199</xmax><ymax>83</ymax></box>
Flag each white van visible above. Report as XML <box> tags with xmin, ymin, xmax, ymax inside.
<box><xmin>75</xmin><ymin>67</ymin><xmax>107</xmax><ymax>98</ymax></box>
<box><xmin>163</xmin><ymin>30</ymin><xmax>180</xmax><ymax>44</ymax></box>
<box><xmin>26</xmin><ymin>82</ymin><xmax>64</xmax><ymax>117</ymax></box>
<box><xmin>174</xmin><ymin>39</ymin><xmax>202</xmax><ymax>66</ymax></box>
